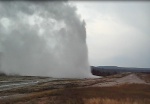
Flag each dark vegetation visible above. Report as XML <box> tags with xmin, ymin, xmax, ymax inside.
<box><xmin>91</xmin><ymin>66</ymin><xmax>150</xmax><ymax>76</ymax></box>
<box><xmin>0</xmin><ymin>71</ymin><xmax>7</xmax><ymax>76</ymax></box>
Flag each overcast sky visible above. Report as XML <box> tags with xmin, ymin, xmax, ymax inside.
<box><xmin>72</xmin><ymin>1</ymin><xmax>150</xmax><ymax>68</ymax></box>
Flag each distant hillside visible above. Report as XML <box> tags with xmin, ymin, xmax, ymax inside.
<box><xmin>91</xmin><ymin>66</ymin><xmax>150</xmax><ymax>76</ymax></box>
<box><xmin>0</xmin><ymin>71</ymin><xmax>7</xmax><ymax>76</ymax></box>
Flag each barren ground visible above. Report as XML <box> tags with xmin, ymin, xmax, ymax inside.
<box><xmin>0</xmin><ymin>73</ymin><xmax>150</xmax><ymax>104</ymax></box>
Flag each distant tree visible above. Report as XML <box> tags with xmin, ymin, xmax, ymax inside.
<box><xmin>0</xmin><ymin>52</ymin><xmax>2</xmax><ymax>70</ymax></box>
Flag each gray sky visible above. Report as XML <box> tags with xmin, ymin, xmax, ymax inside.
<box><xmin>73</xmin><ymin>1</ymin><xmax>150</xmax><ymax>68</ymax></box>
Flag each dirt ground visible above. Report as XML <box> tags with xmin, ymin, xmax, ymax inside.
<box><xmin>0</xmin><ymin>73</ymin><xmax>150</xmax><ymax>104</ymax></box>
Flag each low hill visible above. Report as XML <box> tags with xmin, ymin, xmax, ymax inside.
<box><xmin>91</xmin><ymin>66</ymin><xmax>150</xmax><ymax>76</ymax></box>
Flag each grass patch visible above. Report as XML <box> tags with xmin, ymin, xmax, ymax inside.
<box><xmin>83</xmin><ymin>98</ymin><xmax>150</xmax><ymax>104</ymax></box>
<box><xmin>1</xmin><ymin>84</ymin><xmax>148</xmax><ymax>104</ymax></box>
<box><xmin>54</xmin><ymin>84</ymin><xmax>150</xmax><ymax>104</ymax></box>
<box><xmin>0</xmin><ymin>89</ymin><xmax>62</xmax><ymax>104</ymax></box>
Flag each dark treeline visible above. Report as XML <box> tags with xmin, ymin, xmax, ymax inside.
<box><xmin>91</xmin><ymin>66</ymin><xmax>150</xmax><ymax>76</ymax></box>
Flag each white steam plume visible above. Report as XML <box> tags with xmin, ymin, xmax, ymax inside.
<box><xmin>0</xmin><ymin>1</ymin><xmax>91</xmax><ymax>78</ymax></box>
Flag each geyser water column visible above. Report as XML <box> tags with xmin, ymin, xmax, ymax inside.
<box><xmin>0</xmin><ymin>1</ymin><xmax>91</xmax><ymax>78</ymax></box>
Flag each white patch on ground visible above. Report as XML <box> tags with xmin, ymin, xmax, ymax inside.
<box><xmin>92</xmin><ymin>74</ymin><xmax>148</xmax><ymax>87</ymax></box>
<box><xmin>0</xmin><ymin>78</ymin><xmax>58</xmax><ymax>91</ymax></box>
<box><xmin>116</xmin><ymin>74</ymin><xmax>145</xmax><ymax>84</ymax></box>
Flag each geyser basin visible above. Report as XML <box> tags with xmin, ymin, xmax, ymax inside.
<box><xmin>0</xmin><ymin>1</ymin><xmax>91</xmax><ymax>78</ymax></box>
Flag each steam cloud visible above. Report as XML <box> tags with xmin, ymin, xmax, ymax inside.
<box><xmin>0</xmin><ymin>1</ymin><xmax>91</xmax><ymax>78</ymax></box>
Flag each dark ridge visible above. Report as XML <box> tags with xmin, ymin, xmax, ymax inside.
<box><xmin>91</xmin><ymin>66</ymin><xmax>150</xmax><ymax>76</ymax></box>
<box><xmin>0</xmin><ymin>71</ymin><xmax>7</xmax><ymax>76</ymax></box>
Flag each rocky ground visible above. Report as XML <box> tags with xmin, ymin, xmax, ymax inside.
<box><xmin>0</xmin><ymin>73</ymin><xmax>150</xmax><ymax>104</ymax></box>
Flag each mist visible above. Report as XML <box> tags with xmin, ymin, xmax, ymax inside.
<box><xmin>0</xmin><ymin>1</ymin><xmax>91</xmax><ymax>78</ymax></box>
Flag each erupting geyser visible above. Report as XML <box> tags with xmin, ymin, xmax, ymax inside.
<box><xmin>0</xmin><ymin>1</ymin><xmax>91</xmax><ymax>78</ymax></box>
